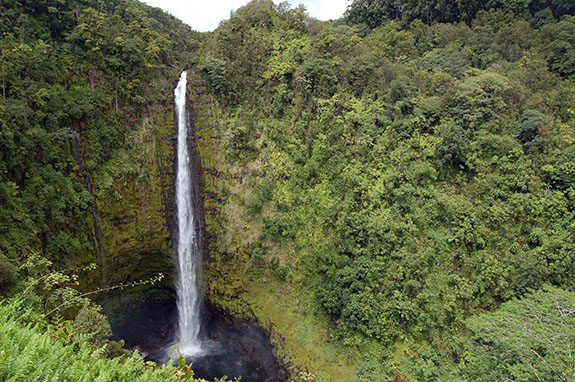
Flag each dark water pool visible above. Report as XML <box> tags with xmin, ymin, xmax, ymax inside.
<box><xmin>107</xmin><ymin>295</ymin><xmax>288</xmax><ymax>382</ymax></box>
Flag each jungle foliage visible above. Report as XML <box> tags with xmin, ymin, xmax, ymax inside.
<box><xmin>461</xmin><ymin>285</ymin><xmax>575</xmax><ymax>382</ymax></box>
<box><xmin>345</xmin><ymin>0</ymin><xmax>575</xmax><ymax>28</ymax></box>
<box><xmin>0</xmin><ymin>0</ymin><xmax>199</xmax><ymax>288</ymax></box>
<box><xmin>0</xmin><ymin>299</ymin><xmax>235</xmax><ymax>381</ymax></box>
<box><xmin>0</xmin><ymin>0</ymin><xmax>200</xmax><ymax>379</ymax></box>
<box><xmin>0</xmin><ymin>300</ymin><xmax>177</xmax><ymax>382</ymax></box>
<box><xmin>199</xmin><ymin>0</ymin><xmax>575</xmax><ymax>379</ymax></box>
<box><xmin>1</xmin><ymin>0</ymin><xmax>575</xmax><ymax>380</ymax></box>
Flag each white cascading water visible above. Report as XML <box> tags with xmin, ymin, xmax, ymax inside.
<box><xmin>175</xmin><ymin>70</ymin><xmax>203</xmax><ymax>356</ymax></box>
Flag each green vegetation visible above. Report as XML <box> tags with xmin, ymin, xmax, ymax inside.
<box><xmin>0</xmin><ymin>0</ymin><xmax>202</xmax><ymax>379</ymax></box>
<box><xmin>461</xmin><ymin>285</ymin><xmax>575</xmax><ymax>381</ymax></box>
<box><xmin>0</xmin><ymin>298</ymin><xmax>240</xmax><ymax>381</ymax></box>
<box><xmin>196</xmin><ymin>0</ymin><xmax>575</xmax><ymax>380</ymax></box>
<box><xmin>345</xmin><ymin>0</ymin><xmax>575</xmax><ymax>28</ymax></box>
<box><xmin>0</xmin><ymin>0</ymin><xmax>201</xmax><ymax>297</ymax></box>
<box><xmin>0</xmin><ymin>300</ymin><xmax>176</xmax><ymax>381</ymax></box>
<box><xmin>0</xmin><ymin>252</ymin><xmax>236</xmax><ymax>381</ymax></box>
<box><xmin>1</xmin><ymin>0</ymin><xmax>575</xmax><ymax>380</ymax></box>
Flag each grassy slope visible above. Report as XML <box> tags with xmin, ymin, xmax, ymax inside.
<box><xmin>245</xmin><ymin>277</ymin><xmax>363</xmax><ymax>382</ymax></box>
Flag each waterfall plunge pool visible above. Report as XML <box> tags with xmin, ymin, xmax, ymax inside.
<box><xmin>108</xmin><ymin>295</ymin><xmax>288</xmax><ymax>382</ymax></box>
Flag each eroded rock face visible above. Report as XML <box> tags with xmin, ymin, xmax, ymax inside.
<box><xmin>94</xmin><ymin>91</ymin><xmax>179</xmax><ymax>316</ymax></box>
<box><xmin>106</xmin><ymin>72</ymin><xmax>288</xmax><ymax>382</ymax></box>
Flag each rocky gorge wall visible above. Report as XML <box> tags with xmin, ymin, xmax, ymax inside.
<box><xmin>81</xmin><ymin>67</ymin><xmax>293</xmax><ymax>380</ymax></box>
<box><xmin>188</xmin><ymin>69</ymin><xmax>299</xmax><ymax>378</ymax></box>
<box><xmin>82</xmin><ymin>70</ymin><xmax>182</xmax><ymax>339</ymax></box>
<box><xmin>187</xmin><ymin>67</ymin><xmax>362</xmax><ymax>381</ymax></box>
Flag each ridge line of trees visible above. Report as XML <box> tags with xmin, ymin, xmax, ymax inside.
<box><xmin>345</xmin><ymin>0</ymin><xmax>575</xmax><ymax>29</ymax></box>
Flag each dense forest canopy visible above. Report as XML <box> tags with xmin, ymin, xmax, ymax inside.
<box><xmin>0</xmin><ymin>0</ymin><xmax>199</xmax><ymax>283</ymax></box>
<box><xmin>0</xmin><ymin>0</ymin><xmax>575</xmax><ymax>381</ymax></box>
<box><xmin>200</xmin><ymin>0</ymin><xmax>575</xmax><ymax>379</ymax></box>
<box><xmin>345</xmin><ymin>0</ymin><xmax>575</xmax><ymax>28</ymax></box>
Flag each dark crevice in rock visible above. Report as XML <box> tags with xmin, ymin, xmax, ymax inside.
<box><xmin>70</xmin><ymin>119</ymin><xmax>107</xmax><ymax>292</ymax></box>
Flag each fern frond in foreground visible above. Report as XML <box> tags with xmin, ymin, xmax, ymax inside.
<box><xmin>0</xmin><ymin>300</ymin><xmax>178</xmax><ymax>382</ymax></box>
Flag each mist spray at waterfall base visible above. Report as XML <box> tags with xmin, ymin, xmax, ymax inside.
<box><xmin>121</xmin><ymin>300</ymin><xmax>286</xmax><ymax>382</ymax></box>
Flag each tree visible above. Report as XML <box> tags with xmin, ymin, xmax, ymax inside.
<box><xmin>72</xmin><ymin>303</ymin><xmax>112</xmax><ymax>347</ymax></box>
<box><xmin>345</xmin><ymin>0</ymin><xmax>404</xmax><ymax>29</ymax></box>
<box><xmin>517</xmin><ymin>109</ymin><xmax>548</xmax><ymax>154</ymax></box>
<box><xmin>545</xmin><ymin>144</ymin><xmax>575</xmax><ymax>190</ymax></box>
<box><xmin>545</xmin><ymin>16</ymin><xmax>575</xmax><ymax>79</ymax></box>
<box><xmin>345</xmin><ymin>0</ymin><xmax>575</xmax><ymax>28</ymax></box>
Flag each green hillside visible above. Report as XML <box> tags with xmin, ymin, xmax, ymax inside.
<box><xmin>197</xmin><ymin>1</ymin><xmax>575</xmax><ymax>380</ymax></box>
<box><xmin>1</xmin><ymin>0</ymin><xmax>574</xmax><ymax>381</ymax></box>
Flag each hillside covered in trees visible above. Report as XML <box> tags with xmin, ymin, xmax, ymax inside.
<box><xmin>0</xmin><ymin>0</ymin><xmax>205</xmax><ymax>380</ymax></box>
<box><xmin>1</xmin><ymin>0</ymin><xmax>575</xmax><ymax>381</ymax></box>
<box><xmin>198</xmin><ymin>0</ymin><xmax>575</xmax><ymax>380</ymax></box>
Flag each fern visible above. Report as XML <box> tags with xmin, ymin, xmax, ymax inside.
<box><xmin>0</xmin><ymin>300</ymin><xmax>181</xmax><ymax>382</ymax></box>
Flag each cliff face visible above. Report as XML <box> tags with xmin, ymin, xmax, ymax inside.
<box><xmin>186</xmin><ymin>68</ymin><xmax>305</xmax><ymax>378</ymax></box>
<box><xmin>0</xmin><ymin>0</ymin><xmax>292</xmax><ymax>374</ymax></box>
<box><xmin>184</xmin><ymin>70</ymin><xmax>246</xmax><ymax>313</ymax></box>
<box><xmin>94</xmin><ymin>73</ymin><xmax>181</xmax><ymax>340</ymax></box>
<box><xmin>103</xmin><ymin>100</ymin><xmax>176</xmax><ymax>281</ymax></box>
<box><xmin>0</xmin><ymin>0</ymin><xmax>199</xmax><ymax>299</ymax></box>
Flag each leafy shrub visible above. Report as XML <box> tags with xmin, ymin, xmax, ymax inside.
<box><xmin>461</xmin><ymin>285</ymin><xmax>575</xmax><ymax>381</ymax></box>
<box><xmin>546</xmin><ymin>16</ymin><xmax>575</xmax><ymax>78</ymax></box>
<box><xmin>72</xmin><ymin>304</ymin><xmax>113</xmax><ymax>347</ymax></box>
<box><xmin>517</xmin><ymin>109</ymin><xmax>548</xmax><ymax>154</ymax></box>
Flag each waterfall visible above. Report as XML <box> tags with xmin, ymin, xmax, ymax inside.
<box><xmin>175</xmin><ymin>70</ymin><xmax>203</xmax><ymax>356</ymax></box>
